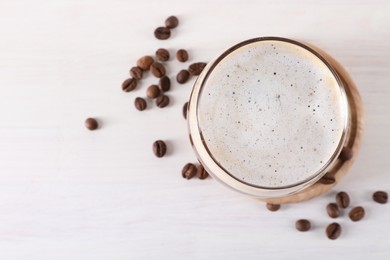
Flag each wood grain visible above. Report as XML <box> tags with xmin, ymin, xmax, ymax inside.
<box><xmin>0</xmin><ymin>1</ymin><xmax>389</xmax><ymax>259</ymax></box>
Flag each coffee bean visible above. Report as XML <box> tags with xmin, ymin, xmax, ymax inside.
<box><xmin>188</xmin><ymin>62</ymin><xmax>207</xmax><ymax>76</ymax></box>
<box><xmin>129</xmin><ymin>66</ymin><xmax>143</xmax><ymax>80</ymax></box>
<box><xmin>150</xmin><ymin>62</ymin><xmax>166</xmax><ymax>78</ymax></box>
<box><xmin>153</xmin><ymin>140</ymin><xmax>167</xmax><ymax>158</ymax></box>
<box><xmin>336</xmin><ymin>191</ymin><xmax>350</xmax><ymax>209</ymax></box>
<box><xmin>134</xmin><ymin>97</ymin><xmax>147</xmax><ymax>111</ymax></box>
<box><xmin>197</xmin><ymin>164</ymin><xmax>209</xmax><ymax>179</ymax></box>
<box><xmin>183</xmin><ymin>102</ymin><xmax>188</xmax><ymax>119</ymax></box>
<box><xmin>165</xmin><ymin>16</ymin><xmax>179</xmax><ymax>29</ymax></box>
<box><xmin>326</xmin><ymin>222</ymin><xmax>341</xmax><ymax>240</ymax></box>
<box><xmin>319</xmin><ymin>173</ymin><xmax>335</xmax><ymax>185</ymax></box>
<box><xmin>373</xmin><ymin>191</ymin><xmax>388</xmax><ymax>204</ymax></box>
<box><xmin>85</xmin><ymin>118</ymin><xmax>98</xmax><ymax>131</ymax></box>
<box><xmin>349</xmin><ymin>206</ymin><xmax>365</xmax><ymax>222</ymax></box>
<box><xmin>156</xmin><ymin>48</ymin><xmax>170</xmax><ymax>62</ymax></box>
<box><xmin>182</xmin><ymin>163</ymin><xmax>197</xmax><ymax>179</ymax></box>
<box><xmin>295</xmin><ymin>219</ymin><xmax>311</xmax><ymax>232</ymax></box>
<box><xmin>176</xmin><ymin>49</ymin><xmax>189</xmax><ymax>62</ymax></box>
<box><xmin>159</xmin><ymin>76</ymin><xmax>171</xmax><ymax>92</ymax></box>
<box><xmin>154</xmin><ymin>26</ymin><xmax>171</xmax><ymax>40</ymax></box>
<box><xmin>266</xmin><ymin>203</ymin><xmax>281</xmax><ymax>212</ymax></box>
<box><xmin>146</xmin><ymin>85</ymin><xmax>160</xmax><ymax>99</ymax></box>
<box><xmin>122</xmin><ymin>78</ymin><xmax>137</xmax><ymax>92</ymax></box>
<box><xmin>339</xmin><ymin>147</ymin><xmax>353</xmax><ymax>161</ymax></box>
<box><xmin>327</xmin><ymin>203</ymin><xmax>340</xmax><ymax>218</ymax></box>
<box><xmin>177</xmin><ymin>69</ymin><xmax>190</xmax><ymax>84</ymax></box>
<box><xmin>156</xmin><ymin>95</ymin><xmax>169</xmax><ymax>108</ymax></box>
<box><xmin>137</xmin><ymin>56</ymin><xmax>154</xmax><ymax>71</ymax></box>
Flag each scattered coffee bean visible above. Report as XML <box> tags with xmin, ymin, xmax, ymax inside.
<box><xmin>129</xmin><ymin>66</ymin><xmax>143</xmax><ymax>80</ymax></box>
<box><xmin>266</xmin><ymin>203</ymin><xmax>281</xmax><ymax>212</ymax></box>
<box><xmin>150</xmin><ymin>62</ymin><xmax>166</xmax><ymax>78</ymax></box>
<box><xmin>177</xmin><ymin>69</ymin><xmax>190</xmax><ymax>84</ymax></box>
<box><xmin>373</xmin><ymin>191</ymin><xmax>388</xmax><ymax>204</ymax></box>
<box><xmin>197</xmin><ymin>164</ymin><xmax>209</xmax><ymax>179</ymax></box>
<box><xmin>295</xmin><ymin>219</ymin><xmax>311</xmax><ymax>232</ymax></box>
<box><xmin>336</xmin><ymin>191</ymin><xmax>350</xmax><ymax>209</ymax></box>
<box><xmin>319</xmin><ymin>173</ymin><xmax>335</xmax><ymax>185</ymax></box>
<box><xmin>85</xmin><ymin>118</ymin><xmax>98</xmax><ymax>131</ymax></box>
<box><xmin>146</xmin><ymin>85</ymin><xmax>160</xmax><ymax>99</ymax></box>
<box><xmin>326</xmin><ymin>222</ymin><xmax>341</xmax><ymax>240</ymax></box>
<box><xmin>176</xmin><ymin>49</ymin><xmax>189</xmax><ymax>62</ymax></box>
<box><xmin>182</xmin><ymin>163</ymin><xmax>197</xmax><ymax>179</ymax></box>
<box><xmin>327</xmin><ymin>203</ymin><xmax>340</xmax><ymax>218</ymax></box>
<box><xmin>156</xmin><ymin>48</ymin><xmax>170</xmax><ymax>62</ymax></box>
<box><xmin>134</xmin><ymin>97</ymin><xmax>147</xmax><ymax>111</ymax></box>
<box><xmin>165</xmin><ymin>16</ymin><xmax>179</xmax><ymax>29</ymax></box>
<box><xmin>349</xmin><ymin>206</ymin><xmax>365</xmax><ymax>222</ymax></box>
<box><xmin>137</xmin><ymin>56</ymin><xmax>154</xmax><ymax>71</ymax></box>
<box><xmin>159</xmin><ymin>76</ymin><xmax>171</xmax><ymax>92</ymax></box>
<box><xmin>156</xmin><ymin>95</ymin><xmax>169</xmax><ymax>108</ymax></box>
<box><xmin>154</xmin><ymin>26</ymin><xmax>171</xmax><ymax>40</ymax></box>
<box><xmin>122</xmin><ymin>78</ymin><xmax>137</xmax><ymax>92</ymax></box>
<box><xmin>188</xmin><ymin>62</ymin><xmax>207</xmax><ymax>76</ymax></box>
<box><xmin>183</xmin><ymin>102</ymin><xmax>188</xmax><ymax>119</ymax></box>
<box><xmin>153</xmin><ymin>140</ymin><xmax>167</xmax><ymax>158</ymax></box>
<box><xmin>339</xmin><ymin>147</ymin><xmax>353</xmax><ymax>161</ymax></box>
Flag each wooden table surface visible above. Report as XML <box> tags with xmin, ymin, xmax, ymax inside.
<box><xmin>1</xmin><ymin>0</ymin><xmax>389</xmax><ymax>259</ymax></box>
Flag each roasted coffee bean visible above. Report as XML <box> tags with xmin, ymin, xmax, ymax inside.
<box><xmin>182</xmin><ymin>163</ymin><xmax>197</xmax><ymax>179</ymax></box>
<box><xmin>122</xmin><ymin>78</ymin><xmax>137</xmax><ymax>92</ymax></box>
<box><xmin>188</xmin><ymin>62</ymin><xmax>207</xmax><ymax>76</ymax></box>
<box><xmin>327</xmin><ymin>203</ymin><xmax>340</xmax><ymax>218</ymax></box>
<box><xmin>373</xmin><ymin>191</ymin><xmax>388</xmax><ymax>204</ymax></box>
<box><xmin>183</xmin><ymin>102</ymin><xmax>188</xmax><ymax>119</ymax></box>
<box><xmin>159</xmin><ymin>76</ymin><xmax>171</xmax><ymax>92</ymax></box>
<box><xmin>177</xmin><ymin>69</ymin><xmax>190</xmax><ymax>84</ymax></box>
<box><xmin>85</xmin><ymin>118</ymin><xmax>98</xmax><ymax>131</ymax></box>
<box><xmin>197</xmin><ymin>164</ymin><xmax>209</xmax><ymax>179</ymax></box>
<box><xmin>137</xmin><ymin>56</ymin><xmax>154</xmax><ymax>71</ymax></box>
<box><xmin>150</xmin><ymin>62</ymin><xmax>166</xmax><ymax>78</ymax></box>
<box><xmin>336</xmin><ymin>191</ymin><xmax>350</xmax><ymax>209</ymax></box>
<box><xmin>156</xmin><ymin>48</ymin><xmax>170</xmax><ymax>62</ymax></box>
<box><xmin>295</xmin><ymin>219</ymin><xmax>311</xmax><ymax>232</ymax></box>
<box><xmin>129</xmin><ymin>66</ymin><xmax>143</xmax><ymax>80</ymax></box>
<box><xmin>349</xmin><ymin>206</ymin><xmax>365</xmax><ymax>222</ymax></box>
<box><xmin>339</xmin><ymin>147</ymin><xmax>353</xmax><ymax>161</ymax></box>
<box><xmin>326</xmin><ymin>223</ymin><xmax>341</xmax><ymax>240</ymax></box>
<box><xmin>319</xmin><ymin>173</ymin><xmax>335</xmax><ymax>185</ymax></box>
<box><xmin>176</xmin><ymin>49</ymin><xmax>189</xmax><ymax>62</ymax></box>
<box><xmin>266</xmin><ymin>203</ymin><xmax>281</xmax><ymax>212</ymax></box>
<box><xmin>134</xmin><ymin>97</ymin><xmax>147</xmax><ymax>111</ymax></box>
<box><xmin>165</xmin><ymin>16</ymin><xmax>179</xmax><ymax>29</ymax></box>
<box><xmin>156</xmin><ymin>95</ymin><xmax>169</xmax><ymax>108</ymax></box>
<box><xmin>153</xmin><ymin>140</ymin><xmax>167</xmax><ymax>158</ymax></box>
<box><xmin>146</xmin><ymin>85</ymin><xmax>160</xmax><ymax>99</ymax></box>
<box><xmin>154</xmin><ymin>26</ymin><xmax>171</xmax><ymax>40</ymax></box>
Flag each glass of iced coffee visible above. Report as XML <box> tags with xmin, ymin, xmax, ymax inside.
<box><xmin>187</xmin><ymin>37</ymin><xmax>351</xmax><ymax>198</ymax></box>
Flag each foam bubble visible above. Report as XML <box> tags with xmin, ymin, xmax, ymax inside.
<box><xmin>197</xmin><ymin>40</ymin><xmax>346</xmax><ymax>188</ymax></box>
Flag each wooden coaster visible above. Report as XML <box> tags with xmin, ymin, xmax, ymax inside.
<box><xmin>260</xmin><ymin>46</ymin><xmax>364</xmax><ymax>204</ymax></box>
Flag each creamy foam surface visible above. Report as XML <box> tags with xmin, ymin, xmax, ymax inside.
<box><xmin>197</xmin><ymin>40</ymin><xmax>346</xmax><ymax>188</ymax></box>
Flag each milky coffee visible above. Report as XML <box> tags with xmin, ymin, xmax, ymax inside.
<box><xmin>196</xmin><ymin>39</ymin><xmax>347</xmax><ymax>188</ymax></box>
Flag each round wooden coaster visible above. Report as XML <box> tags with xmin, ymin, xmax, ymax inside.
<box><xmin>260</xmin><ymin>45</ymin><xmax>365</xmax><ymax>204</ymax></box>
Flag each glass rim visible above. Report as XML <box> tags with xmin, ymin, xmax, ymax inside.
<box><xmin>187</xmin><ymin>36</ymin><xmax>350</xmax><ymax>198</ymax></box>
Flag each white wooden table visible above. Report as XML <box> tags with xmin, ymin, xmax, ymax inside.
<box><xmin>1</xmin><ymin>0</ymin><xmax>389</xmax><ymax>259</ymax></box>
